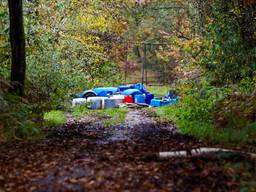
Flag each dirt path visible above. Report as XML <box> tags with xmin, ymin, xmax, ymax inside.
<box><xmin>107</xmin><ymin>109</ymin><xmax>158</xmax><ymax>143</ymax></box>
<box><xmin>0</xmin><ymin>109</ymin><xmax>255</xmax><ymax>192</ymax></box>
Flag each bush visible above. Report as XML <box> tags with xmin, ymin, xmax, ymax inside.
<box><xmin>155</xmin><ymin>81</ymin><xmax>256</xmax><ymax>146</ymax></box>
<box><xmin>0</xmin><ymin>93</ymin><xmax>41</xmax><ymax>141</ymax></box>
<box><xmin>72</xmin><ymin>105</ymin><xmax>91</xmax><ymax>119</ymax></box>
<box><xmin>155</xmin><ymin>83</ymin><xmax>218</xmax><ymax>140</ymax></box>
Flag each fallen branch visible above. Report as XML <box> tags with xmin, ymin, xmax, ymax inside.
<box><xmin>158</xmin><ymin>147</ymin><xmax>256</xmax><ymax>160</ymax></box>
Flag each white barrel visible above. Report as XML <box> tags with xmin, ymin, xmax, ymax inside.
<box><xmin>111</xmin><ymin>95</ymin><xmax>125</xmax><ymax>100</ymax></box>
<box><xmin>104</xmin><ymin>98</ymin><xmax>116</xmax><ymax>109</ymax></box>
<box><xmin>72</xmin><ymin>98</ymin><xmax>87</xmax><ymax>107</ymax></box>
<box><xmin>111</xmin><ymin>95</ymin><xmax>125</xmax><ymax>106</ymax></box>
<box><xmin>87</xmin><ymin>97</ymin><xmax>107</xmax><ymax>109</ymax></box>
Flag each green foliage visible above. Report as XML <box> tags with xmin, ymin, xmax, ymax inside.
<box><xmin>155</xmin><ymin>80</ymin><xmax>256</xmax><ymax>145</ymax></box>
<box><xmin>0</xmin><ymin>94</ymin><xmax>41</xmax><ymax>141</ymax></box>
<box><xmin>192</xmin><ymin>1</ymin><xmax>256</xmax><ymax>84</ymax></box>
<box><xmin>72</xmin><ymin>105</ymin><xmax>92</xmax><ymax>119</ymax></box>
<box><xmin>155</xmin><ymin>82</ymin><xmax>219</xmax><ymax>138</ymax></box>
<box><xmin>0</xmin><ymin>1</ymin><xmax>10</xmax><ymax>79</ymax></box>
<box><xmin>43</xmin><ymin>110</ymin><xmax>67</xmax><ymax>127</ymax></box>
<box><xmin>20</xmin><ymin>0</ymin><xmax>124</xmax><ymax>110</ymax></box>
<box><xmin>152</xmin><ymin>0</ymin><xmax>256</xmax><ymax>147</ymax></box>
<box><xmin>0</xmin><ymin>0</ymin><xmax>128</xmax><ymax>141</ymax></box>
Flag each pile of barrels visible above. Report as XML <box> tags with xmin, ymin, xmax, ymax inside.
<box><xmin>87</xmin><ymin>94</ymin><xmax>154</xmax><ymax>109</ymax></box>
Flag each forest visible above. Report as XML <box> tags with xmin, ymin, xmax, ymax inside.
<box><xmin>0</xmin><ymin>0</ymin><xmax>256</xmax><ymax>191</ymax></box>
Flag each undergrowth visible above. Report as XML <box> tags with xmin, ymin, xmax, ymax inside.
<box><xmin>153</xmin><ymin>82</ymin><xmax>256</xmax><ymax>148</ymax></box>
<box><xmin>44</xmin><ymin>110</ymin><xmax>67</xmax><ymax>126</ymax></box>
<box><xmin>0</xmin><ymin>93</ymin><xmax>42</xmax><ymax>141</ymax></box>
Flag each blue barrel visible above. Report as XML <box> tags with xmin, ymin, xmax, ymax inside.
<box><xmin>135</xmin><ymin>94</ymin><xmax>145</xmax><ymax>104</ymax></box>
<box><xmin>87</xmin><ymin>97</ymin><xmax>106</xmax><ymax>109</ymax></box>
<box><xmin>150</xmin><ymin>98</ymin><xmax>176</xmax><ymax>107</ymax></box>
<box><xmin>122</xmin><ymin>89</ymin><xmax>142</xmax><ymax>96</ymax></box>
<box><xmin>104</xmin><ymin>98</ymin><xmax>117</xmax><ymax>108</ymax></box>
<box><xmin>145</xmin><ymin>94</ymin><xmax>154</xmax><ymax>104</ymax></box>
<box><xmin>118</xmin><ymin>85</ymin><xmax>133</xmax><ymax>92</ymax></box>
<box><xmin>150</xmin><ymin>99</ymin><xmax>162</xmax><ymax>107</ymax></box>
<box><xmin>90</xmin><ymin>99</ymin><xmax>102</xmax><ymax>109</ymax></box>
<box><xmin>161</xmin><ymin>100</ymin><xmax>172</xmax><ymax>106</ymax></box>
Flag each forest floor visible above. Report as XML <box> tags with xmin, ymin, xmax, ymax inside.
<box><xmin>0</xmin><ymin>109</ymin><xmax>255</xmax><ymax>192</ymax></box>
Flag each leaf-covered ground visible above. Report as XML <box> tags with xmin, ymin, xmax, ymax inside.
<box><xmin>0</xmin><ymin>109</ymin><xmax>255</xmax><ymax>192</ymax></box>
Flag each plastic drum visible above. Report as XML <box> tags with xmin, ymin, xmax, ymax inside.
<box><xmin>135</xmin><ymin>94</ymin><xmax>145</xmax><ymax>104</ymax></box>
<box><xmin>87</xmin><ymin>97</ymin><xmax>107</xmax><ymax>109</ymax></box>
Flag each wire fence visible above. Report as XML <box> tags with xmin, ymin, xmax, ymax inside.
<box><xmin>122</xmin><ymin>42</ymin><xmax>175</xmax><ymax>86</ymax></box>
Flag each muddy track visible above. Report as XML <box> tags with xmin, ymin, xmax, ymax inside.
<box><xmin>0</xmin><ymin>109</ymin><xmax>255</xmax><ymax>192</ymax></box>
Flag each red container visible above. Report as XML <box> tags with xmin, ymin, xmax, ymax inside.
<box><xmin>124</xmin><ymin>95</ymin><xmax>134</xmax><ymax>103</ymax></box>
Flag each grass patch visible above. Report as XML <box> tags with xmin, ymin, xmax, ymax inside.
<box><xmin>72</xmin><ymin>106</ymin><xmax>128</xmax><ymax>126</ymax></box>
<box><xmin>44</xmin><ymin>110</ymin><xmax>67</xmax><ymax>126</ymax></box>
<box><xmin>153</xmin><ymin>105</ymin><xmax>256</xmax><ymax>148</ymax></box>
<box><xmin>99</xmin><ymin>108</ymin><xmax>127</xmax><ymax>126</ymax></box>
<box><xmin>72</xmin><ymin>106</ymin><xmax>91</xmax><ymax>119</ymax></box>
<box><xmin>146</xmin><ymin>85</ymin><xmax>170</xmax><ymax>98</ymax></box>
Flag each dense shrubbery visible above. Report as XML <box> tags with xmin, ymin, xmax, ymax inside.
<box><xmin>155</xmin><ymin>0</ymin><xmax>256</xmax><ymax>145</ymax></box>
<box><xmin>198</xmin><ymin>5</ymin><xmax>256</xmax><ymax>84</ymax></box>
<box><xmin>0</xmin><ymin>90</ymin><xmax>41</xmax><ymax>141</ymax></box>
<box><xmin>157</xmin><ymin>80</ymin><xmax>256</xmax><ymax>144</ymax></box>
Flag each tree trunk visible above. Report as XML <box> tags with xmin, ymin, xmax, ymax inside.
<box><xmin>8</xmin><ymin>0</ymin><xmax>26</xmax><ymax>96</ymax></box>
